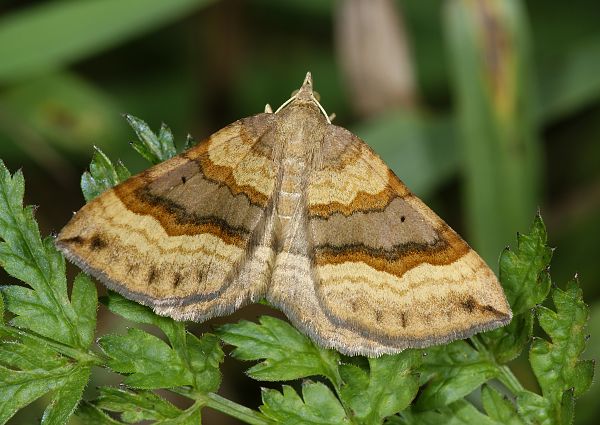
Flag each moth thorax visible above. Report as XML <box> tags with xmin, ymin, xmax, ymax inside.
<box><xmin>276</xmin><ymin>157</ymin><xmax>307</xmax><ymax>222</ymax></box>
<box><xmin>275</xmin><ymin>151</ymin><xmax>310</xmax><ymax>236</ymax></box>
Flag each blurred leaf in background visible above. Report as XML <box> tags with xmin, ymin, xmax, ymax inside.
<box><xmin>0</xmin><ymin>0</ymin><xmax>215</xmax><ymax>182</ymax></box>
<box><xmin>0</xmin><ymin>0</ymin><xmax>214</xmax><ymax>83</ymax></box>
<box><xmin>0</xmin><ymin>72</ymin><xmax>125</xmax><ymax>185</ymax></box>
<box><xmin>335</xmin><ymin>0</ymin><xmax>417</xmax><ymax>117</ymax></box>
<box><xmin>445</xmin><ymin>0</ymin><xmax>541</xmax><ymax>266</ymax></box>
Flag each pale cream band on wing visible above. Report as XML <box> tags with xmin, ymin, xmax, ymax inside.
<box><xmin>307</xmin><ymin>144</ymin><xmax>389</xmax><ymax>206</ymax></box>
<box><xmin>269</xmin><ymin>252</ymin><xmax>402</xmax><ymax>355</ymax></box>
<box><xmin>316</xmin><ymin>250</ymin><xmax>501</xmax><ymax>338</ymax></box>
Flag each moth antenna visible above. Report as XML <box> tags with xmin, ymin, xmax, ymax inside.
<box><xmin>264</xmin><ymin>104</ymin><xmax>273</xmax><ymax>113</ymax></box>
<box><xmin>328</xmin><ymin>113</ymin><xmax>336</xmax><ymax>122</ymax></box>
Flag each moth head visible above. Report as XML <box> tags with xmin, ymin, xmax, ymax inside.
<box><xmin>275</xmin><ymin>72</ymin><xmax>331</xmax><ymax>123</ymax></box>
<box><xmin>294</xmin><ymin>72</ymin><xmax>316</xmax><ymax>101</ymax></box>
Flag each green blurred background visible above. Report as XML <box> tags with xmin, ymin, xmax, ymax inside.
<box><xmin>0</xmin><ymin>0</ymin><xmax>598</xmax><ymax>423</ymax></box>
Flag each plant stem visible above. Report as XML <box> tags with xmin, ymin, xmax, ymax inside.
<box><xmin>172</xmin><ymin>387</ymin><xmax>272</xmax><ymax>425</ymax></box>
<box><xmin>0</xmin><ymin>324</ymin><xmax>104</xmax><ymax>365</ymax></box>
<box><xmin>470</xmin><ymin>335</ymin><xmax>525</xmax><ymax>394</ymax></box>
<box><xmin>205</xmin><ymin>393</ymin><xmax>273</xmax><ymax>425</ymax></box>
<box><xmin>469</xmin><ymin>334</ymin><xmax>487</xmax><ymax>353</ymax></box>
<box><xmin>498</xmin><ymin>365</ymin><xmax>525</xmax><ymax>394</ymax></box>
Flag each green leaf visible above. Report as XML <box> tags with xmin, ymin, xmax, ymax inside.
<box><xmin>0</xmin><ymin>166</ymin><xmax>72</xmax><ymax>345</ymax></box>
<box><xmin>480</xmin><ymin>214</ymin><xmax>553</xmax><ymax>366</ymax></box>
<box><xmin>103</xmin><ymin>291</ymin><xmax>182</xmax><ymax>345</ymax></box>
<box><xmin>95</xmin><ymin>387</ymin><xmax>181</xmax><ymax>423</ymax></box>
<box><xmin>574</xmin><ymin>300</ymin><xmax>600</xmax><ymax>424</ymax></box>
<box><xmin>71</xmin><ymin>273</ymin><xmax>97</xmax><ymax>349</ymax></box>
<box><xmin>218</xmin><ymin>316</ymin><xmax>341</xmax><ymax>384</ymax></box>
<box><xmin>481</xmin><ymin>385</ymin><xmax>523</xmax><ymax>425</ymax></box>
<box><xmin>398</xmin><ymin>400</ymin><xmax>501</xmax><ymax>425</ymax></box>
<box><xmin>499</xmin><ymin>214</ymin><xmax>552</xmax><ymax>315</ymax></box>
<box><xmin>515</xmin><ymin>390</ymin><xmax>553</xmax><ymax>425</ymax></box>
<box><xmin>183</xmin><ymin>134</ymin><xmax>196</xmax><ymax>151</ymax></box>
<box><xmin>0</xmin><ymin>337</ymin><xmax>68</xmax><ymax>370</ymax></box>
<box><xmin>260</xmin><ymin>382</ymin><xmax>350</xmax><ymax>425</ymax></box>
<box><xmin>158</xmin><ymin>123</ymin><xmax>176</xmax><ymax>154</ymax></box>
<box><xmin>81</xmin><ymin>147</ymin><xmax>130</xmax><ymax>202</ymax></box>
<box><xmin>559</xmin><ymin>389</ymin><xmax>574</xmax><ymax>425</ymax></box>
<box><xmin>0</xmin><ymin>0</ymin><xmax>216</xmax><ymax>83</ymax></box>
<box><xmin>516</xmin><ymin>279</ymin><xmax>594</xmax><ymax>425</ymax></box>
<box><xmin>0</xmin><ymin>160</ymin><xmax>96</xmax><ymax>350</ymax></box>
<box><xmin>516</xmin><ymin>389</ymin><xmax>575</xmax><ymax>425</ymax></box>
<box><xmin>41</xmin><ymin>364</ymin><xmax>91</xmax><ymax>425</ymax></box>
<box><xmin>0</xmin><ymin>363</ymin><xmax>90</xmax><ymax>424</ymax></box>
<box><xmin>530</xmin><ymin>279</ymin><xmax>594</xmax><ymax>401</ymax></box>
<box><xmin>480</xmin><ymin>309</ymin><xmax>533</xmax><ymax>364</ymax></box>
<box><xmin>103</xmin><ymin>292</ymin><xmax>223</xmax><ymax>393</ymax></box>
<box><xmin>159</xmin><ymin>403</ymin><xmax>202</xmax><ymax>425</ymax></box>
<box><xmin>125</xmin><ymin>114</ymin><xmax>177</xmax><ymax>164</ymax></box>
<box><xmin>76</xmin><ymin>401</ymin><xmax>122</xmax><ymax>425</ymax></box>
<box><xmin>416</xmin><ymin>341</ymin><xmax>498</xmax><ymax>410</ymax></box>
<box><xmin>0</xmin><ymin>328</ymin><xmax>92</xmax><ymax>423</ymax></box>
<box><xmin>339</xmin><ymin>351</ymin><xmax>421</xmax><ymax>423</ymax></box>
<box><xmin>98</xmin><ymin>328</ymin><xmax>193</xmax><ymax>389</ymax></box>
<box><xmin>1</xmin><ymin>284</ymin><xmax>70</xmax><ymax>346</ymax></box>
<box><xmin>186</xmin><ymin>333</ymin><xmax>223</xmax><ymax>393</ymax></box>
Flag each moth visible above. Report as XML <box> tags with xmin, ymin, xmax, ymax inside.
<box><xmin>56</xmin><ymin>73</ymin><xmax>511</xmax><ymax>356</ymax></box>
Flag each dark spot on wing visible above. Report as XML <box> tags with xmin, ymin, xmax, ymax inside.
<box><xmin>127</xmin><ymin>262</ymin><xmax>139</xmax><ymax>275</ymax></box>
<box><xmin>90</xmin><ymin>234</ymin><xmax>108</xmax><ymax>251</ymax></box>
<box><xmin>173</xmin><ymin>272</ymin><xmax>182</xmax><ymax>287</ymax></box>
<box><xmin>60</xmin><ymin>236</ymin><xmax>84</xmax><ymax>245</ymax></box>
<box><xmin>461</xmin><ymin>296</ymin><xmax>477</xmax><ymax>313</ymax></box>
<box><xmin>482</xmin><ymin>304</ymin><xmax>504</xmax><ymax>315</ymax></box>
<box><xmin>148</xmin><ymin>266</ymin><xmax>158</xmax><ymax>285</ymax></box>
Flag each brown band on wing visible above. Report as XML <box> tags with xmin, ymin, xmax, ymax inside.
<box><xmin>188</xmin><ymin>124</ymin><xmax>272</xmax><ymax>207</ymax></box>
<box><xmin>309</xmin><ymin>170</ymin><xmax>410</xmax><ymax>218</ymax></box>
<box><xmin>180</xmin><ymin>131</ymin><xmax>271</xmax><ymax>209</ymax></box>
<box><xmin>113</xmin><ymin>173</ymin><xmax>250</xmax><ymax>247</ymax></box>
<box><xmin>195</xmin><ymin>155</ymin><xmax>269</xmax><ymax>207</ymax></box>
<box><xmin>314</xmin><ymin>224</ymin><xmax>470</xmax><ymax>278</ymax></box>
<box><xmin>110</xmin><ymin>117</ymin><xmax>277</xmax><ymax>247</ymax></box>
